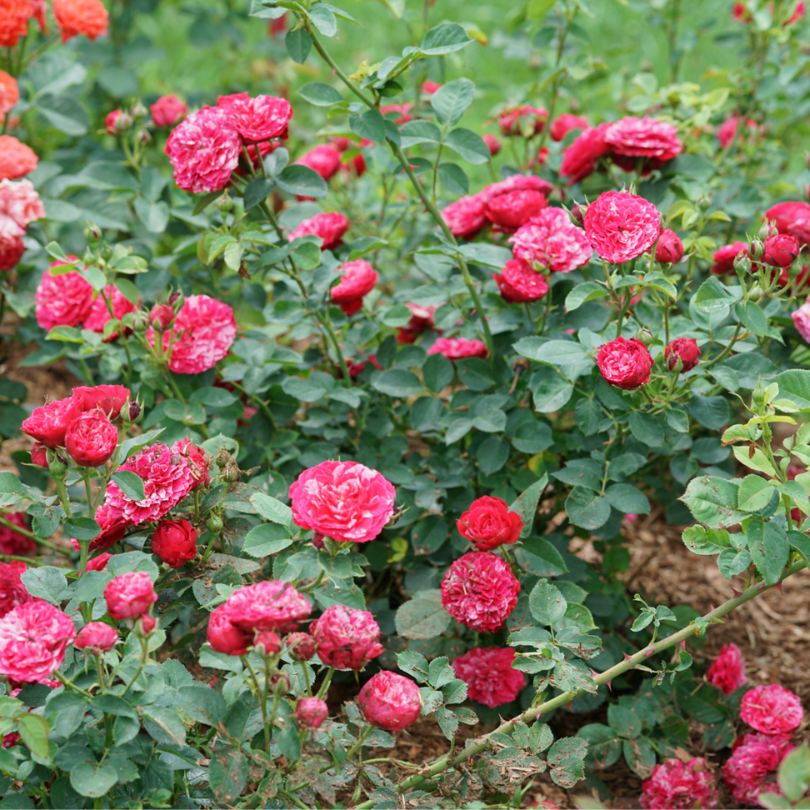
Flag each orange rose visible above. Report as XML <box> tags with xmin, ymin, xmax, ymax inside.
<box><xmin>53</xmin><ymin>0</ymin><xmax>108</xmax><ymax>42</ymax></box>
<box><xmin>0</xmin><ymin>136</ymin><xmax>38</xmax><ymax>181</ymax></box>
<box><xmin>0</xmin><ymin>72</ymin><xmax>20</xmax><ymax>123</ymax></box>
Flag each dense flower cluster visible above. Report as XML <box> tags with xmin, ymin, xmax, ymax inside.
<box><xmin>639</xmin><ymin>758</ymin><xmax>719</xmax><ymax>810</ymax></box>
<box><xmin>452</xmin><ymin>647</ymin><xmax>526</xmax><ymax>707</ymax></box>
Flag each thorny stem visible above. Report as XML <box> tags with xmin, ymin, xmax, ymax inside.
<box><xmin>354</xmin><ymin>558</ymin><xmax>809</xmax><ymax>808</ymax></box>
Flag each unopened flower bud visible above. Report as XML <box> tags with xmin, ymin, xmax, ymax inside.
<box><xmin>170</xmin><ymin>292</ymin><xmax>185</xmax><ymax>313</ymax></box>
<box><xmin>571</xmin><ymin>202</ymin><xmax>586</xmax><ymax>224</ymax></box>
<box><xmin>312</xmin><ymin>532</ymin><xmax>326</xmax><ymax>551</ymax></box>
<box><xmin>83</xmin><ymin>223</ymin><xmax>102</xmax><ymax>244</ymax></box>
<box><xmin>217</xmin><ymin>194</ymin><xmax>234</xmax><ymax>215</ymax></box>
<box><xmin>105</xmin><ymin>110</ymin><xmax>132</xmax><ymax>136</ymax></box>
<box><xmin>748</xmin><ymin>238</ymin><xmax>765</xmax><ymax>260</ymax></box>
<box><xmin>269</xmin><ymin>672</ymin><xmax>290</xmax><ymax>695</ymax></box>
<box><xmin>286</xmin><ymin>632</ymin><xmax>316</xmax><ymax>662</ymax></box>
<box><xmin>138</xmin><ymin>129</ymin><xmax>151</xmax><ymax>145</ymax></box>
<box><xmin>206</xmin><ymin>514</ymin><xmax>223</xmax><ymax>535</ymax></box>
<box><xmin>139</xmin><ymin>615</ymin><xmax>156</xmax><ymax>635</ymax></box>
<box><xmin>758</xmin><ymin>223</ymin><xmax>773</xmax><ymax>240</ymax></box>
<box><xmin>149</xmin><ymin>303</ymin><xmax>174</xmax><ymax>330</ymax></box>
<box><xmin>253</xmin><ymin>631</ymin><xmax>281</xmax><ymax>657</ymax></box>
<box><xmin>637</xmin><ymin>329</ymin><xmax>654</xmax><ymax>347</ymax></box>
<box><xmin>698</xmin><ymin>197</ymin><xmax>711</xmax><ymax>211</ymax></box>
<box><xmin>734</xmin><ymin>253</ymin><xmax>752</xmax><ymax>274</ymax></box>
<box><xmin>123</xmin><ymin>401</ymin><xmax>141</xmax><ymax>423</ymax></box>
<box><xmin>294</xmin><ymin>697</ymin><xmax>328</xmax><ymax>729</ymax></box>
<box><xmin>49</xmin><ymin>457</ymin><xmax>67</xmax><ymax>477</ymax></box>
<box><xmin>132</xmin><ymin>312</ymin><xmax>149</xmax><ymax>334</ymax></box>
<box><xmin>130</xmin><ymin>101</ymin><xmax>148</xmax><ymax>120</ymax></box>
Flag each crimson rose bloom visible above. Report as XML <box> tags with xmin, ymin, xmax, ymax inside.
<box><xmin>65</xmin><ymin>411</ymin><xmax>118</xmax><ymax>467</ymax></box>
<box><xmin>639</xmin><ymin>758</ymin><xmax>719</xmax><ymax>810</ymax></box>
<box><xmin>296</xmin><ymin>144</ymin><xmax>342</xmax><ymax>181</ymax></box>
<box><xmin>0</xmin><ymin>0</ymin><xmax>30</xmax><ymax>48</ymax></box>
<box><xmin>494</xmin><ymin>258</ymin><xmax>549</xmax><ymax>304</ymax></box>
<box><xmin>706</xmin><ymin>643</ymin><xmax>747</xmax><ymax>695</ymax></box>
<box><xmin>309</xmin><ymin>604</ymin><xmax>384</xmax><ymax>670</ymax></box>
<box><xmin>498</xmin><ymin>104</ymin><xmax>548</xmax><ymax>136</ymax></box>
<box><xmin>510</xmin><ymin>207</ymin><xmax>592</xmax><ymax>273</ymax></box>
<box><xmin>457</xmin><ymin>496</ymin><xmax>524</xmax><ymax>551</ymax></box>
<box><xmin>0</xmin><ymin>230</ymin><xmax>23</xmax><ymax>272</ymax></box>
<box><xmin>207</xmin><ymin>604</ymin><xmax>251</xmax><ymax>656</ymax></box>
<box><xmin>104</xmin><ymin>571</ymin><xmax>157</xmax><ymax>620</ymax></box>
<box><xmin>397</xmin><ymin>302</ymin><xmax>439</xmax><ymax>344</ymax></box>
<box><xmin>765</xmin><ymin>201</ymin><xmax>810</xmax><ymax>246</ymax></box>
<box><xmin>763</xmin><ymin>233</ymin><xmax>800</xmax><ymax>267</ymax></box>
<box><xmin>427</xmin><ymin>337</ymin><xmax>488</xmax><ymax>360</ymax></box>
<box><xmin>359</xmin><ymin>671</ymin><xmax>422</xmax><ymax>730</ymax></box>
<box><xmin>604</xmin><ymin>116</ymin><xmax>682</xmax><ymax>173</ymax></box>
<box><xmin>0</xmin><ymin>561</ymin><xmax>34</xmax><ymax>618</ymax></box>
<box><xmin>72</xmin><ymin>384</ymin><xmax>131</xmax><ymax>419</ymax></box>
<box><xmin>288</xmin><ymin>212</ymin><xmax>350</xmax><ymax>250</ymax></box>
<box><xmin>740</xmin><ymin>685</ymin><xmax>804</xmax><ymax>735</ymax></box>
<box><xmin>655</xmin><ymin>229</ymin><xmax>684</xmax><ymax>264</ymax></box>
<box><xmin>480</xmin><ymin>174</ymin><xmax>553</xmax><ymax>203</ymax></box>
<box><xmin>74</xmin><ymin>622</ymin><xmax>118</xmax><ymax>655</ymax></box>
<box><xmin>216</xmin><ymin>93</ymin><xmax>293</xmax><ymax>144</ymax></box>
<box><xmin>584</xmin><ymin>191</ymin><xmax>662</xmax><ymax>264</ymax></box>
<box><xmin>559</xmin><ymin>123</ymin><xmax>611</xmax><ymax>184</ymax></box>
<box><xmin>35</xmin><ymin>258</ymin><xmax>94</xmax><ymax>332</ymax></box>
<box><xmin>452</xmin><ymin>647</ymin><xmax>526</xmax><ymax>708</ymax></box>
<box><xmin>331</xmin><ymin>259</ymin><xmax>378</xmax><ymax>316</ymax></box>
<box><xmin>441</xmin><ymin>551</ymin><xmax>520</xmax><ymax>633</ymax></box>
<box><xmin>664</xmin><ymin>338</ymin><xmax>701</xmax><ymax>373</ymax></box>
<box><xmin>21</xmin><ymin>395</ymin><xmax>84</xmax><ymax>449</ymax></box>
<box><xmin>711</xmin><ymin>241</ymin><xmax>748</xmax><ymax>274</ymax></box>
<box><xmin>152</xmin><ymin>519</ymin><xmax>198</xmax><ymax>568</ymax></box>
<box><xmin>53</xmin><ymin>0</ymin><xmax>109</xmax><ymax>41</ymax></box>
<box><xmin>0</xmin><ymin>601</ymin><xmax>76</xmax><ymax>682</ymax></box>
<box><xmin>165</xmin><ymin>106</ymin><xmax>241</xmax><ymax>193</ymax></box>
<box><xmin>223</xmin><ymin>580</ymin><xmax>311</xmax><ymax>633</ymax></box>
<box><xmin>83</xmin><ymin>284</ymin><xmax>138</xmax><ymax>340</ymax></box>
<box><xmin>441</xmin><ymin>195</ymin><xmax>488</xmax><ymax>240</ymax></box>
<box><xmin>723</xmin><ymin>732</ymin><xmax>794</xmax><ymax>807</ymax></box>
<box><xmin>150</xmin><ymin>95</ymin><xmax>187</xmax><ymax>128</ymax></box>
<box><xmin>149</xmin><ymin>295</ymin><xmax>236</xmax><ymax>375</ymax></box>
<box><xmin>485</xmin><ymin>189</ymin><xmax>547</xmax><ymax>232</ymax></box>
<box><xmin>0</xmin><ymin>512</ymin><xmax>35</xmax><ymax>556</ymax></box>
<box><xmin>482</xmin><ymin>134</ymin><xmax>502</xmax><ymax>156</ymax></box>
<box><xmin>597</xmin><ymin>337</ymin><xmax>653</xmax><ymax>390</ymax></box>
<box><xmin>0</xmin><ymin>135</ymin><xmax>38</xmax><ymax>180</ymax></box>
<box><xmin>289</xmin><ymin>460</ymin><xmax>396</xmax><ymax>543</ymax></box>
<box><xmin>294</xmin><ymin>697</ymin><xmax>329</xmax><ymax>729</ymax></box>
<box><xmin>551</xmin><ymin>113</ymin><xmax>589</xmax><ymax>142</ymax></box>
<box><xmin>286</xmin><ymin>631</ymin><xmax>316</xmax><ymax>662</ymax></box>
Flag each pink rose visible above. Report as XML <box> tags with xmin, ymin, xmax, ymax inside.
<box><xmin>559</xmin><ymin>123</ymin><xmax>611</xmax><ymax>184</ymax></box>
<box><xmin>207</xmin><ymin>604</ymin><xmax>251</xmax><ymax>656</ymax></box>
<box><xmin>584</xmin><ymin>191</ymin><xmax>662</xmax><ymax>264</ymax></box>
<box><xmin>309</xmin><ymin>604</ymin><xmax>384</xmax><ymax>670</ymax></box>
<box><xmin>253</xmin><ymin>630</ymin><xmax>281</xmax><ymax>656</ymax></box>
<box><xmin>0</xmin><ymin>135</ymin><xmax>38</xmax><ymax>180</ymax></box>
<box><xmin>762</xmin><ymin>233</ymin><xmax>800</xmax><ymax>267</ymax></box>
<box><xmin>35</xmin><ymin>258</ymin><xmax>95</xmax><ymax>332</ymax></box>
<box><xmin>740</xmin><ymin>684</ymin><xmax>804</xmax><ymax>735</ymax></box>
<box><xmin>0</xmin><ymin>230</ymin><xmax>23</xmax><ymax>271</ymax></box>
<box><xmin>441</xmin><ymin>551</ymin><xmax>520</xmax><ymax>633</ymax></box>
<box><xmin>359</xmin><ymin>671</ymin><xmax>422</xmax><ymax>730</ymax></box>
<box><xmin>421</xmin><ymin>80</ymin><xmax>441</xmax><ymax>95</ymax></box>
<box><xmin>493</xmin><ymin>258</ymin><xmax>549</xmax><ymax>303</ymax></box>
<box><xmin>706</xmin><ymin>643</ymin><xmax>747</xmax><ymax>695</ymax></box>
<box><xmin>289</xmin><ymin>460</ymin><xmax>396</xmax><ymax>543</ymax></box>
<box><xmin>452</xmin><ymin>647</ymin><xmax>526</xmax><ymax>708</ymax></box>
<box><xmin>479</xmin><ymin>174</ymin><xmax>553</xmax><ymax>203</ymax></box>
<box><xmin>104</xmin><ymin>571</ymin><xmax>157</xmax><ymax>620</ymax></box>
<box><xmin>217</xmin><ymin>93</ymin><xmax>293</xmax><ymax>143</ymax></box>
<box><xmin>482</xmin><ymin>134</ymin><xmax>501</xmax><ymax>156</ymax></box>
<box><xmin>0</xmin><ymin>601</ymin><xmax>76</xmax><ymax>682</ymax></box>
<box><xmin>427</xmin><ymin>337</ymin><xmax>488</xmax><ymax>360</ymax></box>
<box><xmin>550</xmin><ymin>113</ymin><xmax>589</xmax><ymax>142</ymax></box>
<box><xmin>296</xmin><ymin>144</ymin><xmax>342</xmax><ymax>181</ymax></box>
<box><xmin>0</xmin><ymin>561</ymin><xmax>34</xmax><ymax>618</ymax></box>
<box><xmin>440</xmin><ymin>195</ymin><xmax>488</xmax><ymax>241</ymax></box>
<box><xmin>485</xmin><ymin>189</ymin><xmax>548</xmax><ymax>232</ymax></box>
<box><xmin>604</xmin><ymin>116</ymin><xmax>682</xmax><ymax>173</ymax></box>
<box><xmin>792</xmin><ymin>301</ymin><xmax>810</xmax><ymax>342</ymax></box>
<box><xmin>165</xmin><ymin>106</ymin><xmax>241</xmax><ymax>193</ymax></box>
<box><xmin>640</xmin><ymin>758</ymin><xmax>719</xmax><ymax>810</ymax></box>
<box><xmin>330</xmin><ymin>259</ymin><xmax>378</xmax><ymax>316</ymax></box>
<box><xmin>0</xmin><ymin>178</ymin><xmax>45</xmax><ymax>230</ymax></box>
<box><xmin>717</xmin><ymin>116</ymin><xmax>758</xmax><ymax>149</ymax></box>
<box><xmin>65</xmin><ymin>411</ymin><xmax>118</xmax><ymax>467</ymax></box>
<box><xmin>596</xmin><ymin>337</ymin><xmax>653</xmax><ymax>390</ymax></box>
<box><xmin>294</xmin><ymin>696</ymin><xmax>329</xmax><ymax>729</ymax></box>
<box><xmin>105</xmin><ymin>109</ymin><xmax>129</xmax><ymax>136</ymax></box>
<box><xmin>223</xmin><ymin>580</ymin><xmax>311</xmax><ymax>633</ymax></box>
<box><xmin>723</xmin><ymin>733</ymin><xmax>794</xmax><ymax>807</ymax></box>
<box><xmin>510</xmin><ymin>207</ymin><xmax>592</xmax><ymax>273</ymax></box>
<box><xmin>764</xmin><ymin>201</ymin><xmax>810</xmax><ymax>247</ymax></box>
<box><xmin>172</xmin><ymin>438</ymin><xmax>210</xmax><ymax>489</ymax></box>
<box><xmin>83</xmin><ymin>284</ymin><xmax>138</xmax><ymax>340</ymax></box>
<box><xmin>655</xmin><ymin>229</ymin><xmax>684</xmax><ymax>264</ymax></box>
<box><xmin>21</xmin><ymin>395</ymin><xmax>84</xmax><ymax>448</ymax></box>
<box><xmin>74</xmin><ymin>621</ymin><xmax>118</xmax><ymax>654</ymax></box>
<box><xmin>151</xmin><ymin>519</ymin><xmax>198</xmax><ymax>568</ymax></box>
<box><xmin>664</xmin><ymin>338</ymin><xmax>701</xmax><ymax>373</ymax></box>
<box><xmin>396</xmin><ymin>302</ymin><xmax>439</xmax><ymax>344</ymax></box>
<box><xmin>150</xmin><ymin>95</ymin><xmax>187</xmax><ymax>128</ymax></box>
<box><xmin>71</xmin><ymin>385</ymin><xmax>131</xmax><ymax>419</ymax></box>
<box><xmin>288</xmin><ymin>212</ymin><xmax>350</xmax><ymax>250</ymax></box>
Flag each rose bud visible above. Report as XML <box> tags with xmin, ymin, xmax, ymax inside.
<box><xmin>125</xmin><ymin>401</ymin><xmax>141</xmax><ymax>423</ymax></box>
<box><xmin>71</xmin><ymin>385</ymin><xmax>131</xmax><ymax>420</ymax></box>
<box><xmin>65</xmin><ymin>412</ymin><xmax>118</xmax><ymax>467</ymax></box>
<box><xmin>286</xmin><ymin>632</ymin><xmax>316</xmax><ymax>662</ymax></box>
<box><xmin>482</xmin><ymin>133</ymin><xmax>501</xmax><ymax>157</ymax></box>
<box><xmin>253</xmin><ymin>630</ymin><xmax>282</xmax><ymax>657</ymax></box>
<box><xmin>571</xmin><ymin>202</ymin><xmax>586</xmax><ymax>223</ymax></box>
<box><xmin>30</xmin><ymin>443</ymin><xmax>48</xmax><ymax>468</ymax></box>
<box><xmin>309</xmin><ymin>605</ymin><xmax>384</xmax><ymax>671</ymax></box>
<box><xmin>149</xmin><ymin>303</ymin><xmax>174</xmax><ymax>330</ymax></box>
<box><xmin>294</xmin><ymin>697</ymin><xmax>328</xmax><ymax>730</ymax></box>
<box><xmin>312</xmin><ymin>532</ymin><xmax>326</xmax><ymax>551</ymax></box>
<box><xmin>457</xmin><ymin>496</ymin><xmax>523</xmax><ymax>552</ymax></box>
<box><xmin>664</xmin><ymin>338</ymin><xmax>701</xmax><ymax>373</ymax></box>
<box><xmin>151</xmin><ymin>519</ymin><xmax>198</xmax><ymax>569</ymax></box>
<box><xmin>596</xmin><ymin>337</ymin><xmax>653</xmax><ymax>390</ymax></box>
<box><xmin>105</xmin><ymin>110</ymin><xmax>131</xmax><ymax>136</ymax></box>
<box><xmin>655</xmin><ymin>229</ymin><xmax>684</xmax><ymax>264</ymax></box>
<box><xmin>104</xmin><ymin>571</ymin><xmax>157</xmax><ymax>620</ymax></box>
<box><xmin>270</xmin><ymin>672</ymin><xmax>290</xmax><ymax>695</ymax></box>
<box><xmin>762</xmin><ymin>233</ymin><xmax>800</xmax><ymax>267</ymax></box>
<box><xmin>74</xmin><ymin>622</ymin><xmax>118</xmax><ymax>655</ymax></box>
<box><xmin>748</xmin><ymin>238</ymin><xmax>765</xmax><ymax>260</ymax></box>
<box><xmin>358</xmin><ymin>671</ymin><xmax>422</xmax><ymax>731</ymax></box>
<box><xmin>139</xmin><ymin>615</ymin><xmax>156</xmax><ymax>635</ymax></box>
<box><xmin>169</xmin><ymin>290</ymin><xmax>184</xmax><ymax>309</ymax></box>
<box><xmin>207</xmin><ymin>604</ymin><xmax>251</xmax><ymax>656</ymax></box>
<box><xmin>86</xmin><ymin>553</ymin><xmax>111</xmax><ymax>572</ymax></box>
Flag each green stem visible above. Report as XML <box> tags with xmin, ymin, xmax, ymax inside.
<box><xmin>0</xmin><ymin>515</ymin><xmax>61</xmax><ymax>553</ymax></box>
<box><xmin>321</xmin><ymin>306</ymin><xmax>352</xmax><ymax>382</ymax></box>
<box><xmin>353</xmin><ymin>558</ymin><xmax>809</xmax><ymax>808</ymax></box>
<box><xmin>243</xmin><ymin>655</ymin><xmax>272</xmax><ymax>750</ymax></box>
<box><xmin>316</xmin><ymin>667</ymin><xmax>334</xmax><ymax>700</ymax></box>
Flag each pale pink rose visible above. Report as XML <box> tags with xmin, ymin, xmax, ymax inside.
<box><xmin>584</xmin><ymin>191</ymin><xmax>662</xmax><ymax>264</ymax></box>
<box><xmin>510</xmin><ymin>207</ymin><xmax>592</xmax><ymax>273</ymax></box>
<box><xmin>0</xmin><ymin>601</ymin><xmax>76</xmax><ymax>682</ymax></box>
<box><xmin>216</xmin><ymin>93</ymin><xmax>293</xmax><ymax>143</ymax></box>
<box><xmin>792</xmin><ymin>300</ymin><xmax>810</xmax><ymax>342</ymax></box>
<box><xmin>289</xmin><ymin>460</ymin><xmax>396</xmax><ymax>543</ymax></box>
<box><xmin>0</xmin><ymin>179</ymin><xmax>45</xmax><ymax>230</ymax></box>
<box><xmin>35</xmin><ymin>258</ymin><xmax>95</xmax><ymax>332</ymax></box>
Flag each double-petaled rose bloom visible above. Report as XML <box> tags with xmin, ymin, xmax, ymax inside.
<box><xmin>664</xmin><ymin>338</ymin><xmax>701</xmax><ymax>373</ymax></box>
<box><xmin>359</xmin><ymin>671</ymin><xmax>422</xmax><ymax>730</ymax></box>
<box><xmin>288</xmin><ymin>212</ymin><xmax>350</xmax><ymax>250</ymax></box>
<box><xmin>452</xmin><ymin>647</ymin><xmax>526</xmax><ymax>708</ymax></box>
<box><xmin>74</xmin><ymin>622</ymin><xmax>118</xmax><ymax>655</ymax></box>
<box><xmin>428</xmin><ymin>337</ymin><xmax>488</xmax><ymax>360</ymax></box>
<box><xmin>331</xmin><ymin>259</ymin><xmax>378</xmax><ymax>316</ymax></box>
<box><xmin>510</xmin><ymin>207</ymin><xmax>592</xmax><ymax>273</ymax></box>
<box><xmin>723</xmin><ymin>732</ymin><xmax>794</xmax><ymax>807</ymax></box>
<box><xmin>151</xmin><ymin>520</ymin><xmax>198</xmax><ymax>568</ymax></box>
<box><xmin>584</xmin><ymin>191</ymin><xmax>662</xmax><ymax>264</ymax></box>
<box><xmin>104</xmin><ymin>571</ymin><xmax>157</xmax><ymax>620</ymax></box>
<box><xmin>310</xmin><ymin>604</ymin><xmax>384</xmax><ymax>670</ymax></box>
<box><xmin>53</xmin><ymin>0</ymin><xmax>109</xmax><ymax>42</ymax></box>
<box><xmin>639</xmin><ymin>758</ymin><xmax>719</xmax><ymax>810</ymax></box>
<box><xmin>596</xmin><ymin>337</ymin><xmax>654</xmax><ymax>390</ymax></box>
<box><xmin>550</xmin><ymin>113</ymin><xmax>589</xmax><ymax>142</ymax></box>
<box><xmin>706</xmin><ymin>643</ymin><xmax>747</xmax><ymax>695</ymax></box>
<box><xmin>456</xmin><ymin>496</ymin><xmax>523</xmax><ymax>551</ymax></box>
<box><xmin>655</xmin><ymin>229</ymin><xmax>684</xmax><ymax>264</ymax></box>
<box><xmin>740</xmin><ymin>684</ymin><xmax>804</xmax><ymax>735</ymax></box>
<box><xmin>711</xmin><ymin>241</ymin><xmax>748</xmax><ymax>275</ymax></box>
<box><xmin>493</xmin><ymin>258</ymin><xmax>549</xmax><ymax>304</ymax></box>
<box><xmin>150</xmin><ymin>95</ymin><xmax>187</xmax><ymax>128</ymax></box>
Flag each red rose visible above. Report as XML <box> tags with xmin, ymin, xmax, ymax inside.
<box><xmin>559</xmin><ymin>123</ymin><xmax>611</xmax><ymax>184</ymax></box>
<box><xmin>21</xmin><ymin>396</ymin><xmax>84</xmax><ymax>448</ymax></box>
<box><xmin>550</xmin><ymin>113</ymin><xmax>589</xmax><ymax>142</ymax></box>
<box><xmin>655</xmin><ymin>229</ymin><xmax>684</xmax><ymax>264</ymax></box>
<box><xmin>150</xmin><ymin>95</ymin><xmax>187</xmax><ymax>128</ymax></box>
<box><xmin>493</xmin><ymin>258</ymin><xmax>549</xmax><ymax>303</ymax></box>
<box><xmin>396</xmin><ymin>302</ymin><xmax>439</xmax><ymax>344</ymax></box>
<box><xmin>288</xmin><ymin>212</ymin><xmax>350</xmax><ymax>251</ymax></box>
<box><xmin>71</xmin><ymin>385</ymin><xmax>131</xmax><ymax>419</ymax></box>
<box><xmin>207</xmin><ymin>604</ymin><xmax>251</xmax><ymax>656</ymax></box>
<box><xmin>330</xmin><ymin>259</ymin><xmax>378</xmax><ymax>316</ymax></box>
<box><xmin>584</xmin><ymin>191</ymin><xmax>662</xmax><ymax>264</ymax></box>
<box><xmin>30</xmin><ymin>443</ymin><xmax>48</xmax><ymax>468</ymax></box>
<box><xmin>296</xmin><ymin>144</ymin><xmax>342</xmax><ymax>181</ymax></box>
<box><xmin>764</xmin><ymin>201</ymin><xmax>810</xmax><ymax>246</ymax></box>
<box><xmin>151</xmin><ymin>519</ymin><xmax>198</xmax><ymax>568</ymax></box>
<box><xmin>596</xmin><ymin>337</ymin><xmax>653</xmax><ymax>390</ymax></box>
<box><xmin>441</xmin><ymin>195</ymin><xmax>488</xmax><ymax>241</ymax></box>
<box><xmin>457</xmin><ymin>496</ymin><xmax>523</xmax><ymax>551</ymax></box>
<box><xmin>452</xmin><ymin>647</ymin><xmax>526</xmax><ymax>708</ymax></box>
<box><xmin>65</xmin><ymin>412</ymin><xmax>118</xmax><ymax>467</ymax></box>
<box><xmin>711</xmin><ymin>241</ymin><xmax>748</xmax><ymax>275</ymax></box>
<box><xmin>762</xmin><ymin>233</ymin><xmax>800</xmax><ymax>267</ymax></box>
<box><xmin>664</xmin><ymin>338</ymin><xmax>701</xmax><ymax>372</ymax></box>
<box><xmin>74</xmin><ymin>621</ymin><xmax>118</xmax><ymax>654</ymax></box>
<box><xmin>104</xmin><ymin>571</ymin><xmax>157</xmax><ymax>620</ymax></box>
<box><xmin>485</xmin><ymin>189</ymin><xmax>548</xmax><ymax>232</ymax></box>
<box><xmin>427</xmin><ymin>337</ymin><xmax>488</xmax><ymax>360</ymax></box>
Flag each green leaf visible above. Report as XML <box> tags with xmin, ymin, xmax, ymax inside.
<box><xmin>508</xmin><ymin>475</ymin><xmax>548</xmax><ymax>538</ymax></box>
<box><xmin>737</xmin><ymin>475</ymin><xmax>775</xmax><ymax>512</ymax></box>
<box><xmin>437</xmin><ymin>162</ymin><xmax>469</xmax><ymax>195</ymax></box>
<box><xmin>16</xmin><ymin>714</ymin><xmax>49</xmax><ymax>759</ymax></box>
<box><xmin>134</xmin><ymin>198</ymin><xmax>169</xmax><ymax>233</ymax></box>
<box><xmin>243</xmin><ymin>177</ymin><xmax>274</xmax><ymax>211</ymax></box>
<box><xmin>372</xmin><ymin>368</ymin><xmax>423</xmax><ymax>397</ymax></box>
<box><xmin>566</xmin><ymin>282</ymin><xmax>609</xmax><ymax>312</ymax></box>
<box><xmin>628</xmin><ymin>412</ymin><xmax>664</xmax><ymax>446</ymax></box>
<box><xmin>308</xmin><ymin>3</ymin><xmax>337</xmax><ymax>36</ymax></box>
<box><xmin>431</xmin><ymin>78</ymin><xmax>475</xmax><ymax>126</ymax></box>
<box><xmin>275</xmin><ymin>721</ymin><xmax>301</xmax><ymax>760</ymax></box>
<box><xmin>209</xmin><ymin>748</ymin><xmax>249</xmax><ymax>805</ymax></box>
<box><xmin>623</xmin><ymin>738</ymin><xmax>656</xmax><ymax>779</ymax></box>
<box><xmin>548</xmin><ymin>737</ymin><xmax>587</xmax><ymax>788</ymax></box>
<box><xmin>242</xmin><ymin>523</ymin><xmax>293</xmax><ymax>558</ymax></box>
<box><xmin>578</xmin><ymin>724</ymin><xmax>622</xmax><ymax>770</ymax></box>
<box><xmin>177</xmin><ymin>685</ymin><xmax>227</xmax><ymax>726</ymax></box>
<box><xmin>748</xmin><ymin>520</ymin><xmax>789</xmax><ymax>586</ymax></box>
<box><xmin>443</xmin><ymin>128</ymin><xmax>490</xmax><ymax>165</ymax></box>
<box><xmin>566</xmin><ymin>487</ymin><xmax>611</xmax><ymax>530</ymax></box>
<box><xmin>64</xmin><ymin>516</ymin><xmax>101</xmax><ymax>541</ymax></box>
<box><xmin>777</xmin><ymin>744</ymin><xmax>810</xmax><ymax>803</ymax></box>
<box><xmin>689</xmin><ymin>395</ymin><xmax>730</xmax><ymax>430</ymax></box>
<box><xmin>515</xmin><ymin>536</ymin><xmax>568</xmax><ymax>577</ymax></box>
<box><xmin>694</xmin><ymin>276</ymin><xmax>741</xmax><ymax>312</ymax></box>
<box><xmin>477</xmin><ymin>436</ymin><xmax>509</xmax><ymax>474</ymax></box>
<box><xmin>774</xmin><ymin>370</ymin><xmax>810</xmax><ymax>410</ymax></box>
<box><xmin>529</xmin><ymin>579</ymin><xmax>567</xmax><ymax>626</ymax></box>
<box><xmin>423</xmin><ymin>352</ymin><xmax>454</xmax><ymax>393</ymax></box>
<box><xmin>250</xmin><ymin>493</ymin><xmax>293</xmax><ymax>528</ymax></box>
<box><xmin>285</xmin><ymin>27</ymin><xmax>313</xmax><ymax>63</ymax></box>
<box><xmin>735</xmin><ymin>301</ymin><xmax>768</xmax><ymax>337</ymax></box>
<box><xmin>680</xmin><ymin>477</ymin><xmax>747</xmax><ymax>529</ymax></box>
<box><xmin>36</xmin><ymin>93</ymin><xmax>89</xmax><ymax>135</ymax></box>
<box><xmin>298</xmin><ymin>81</ymin><xmax>344</xmax><ymax>106</ymax></box>
<box><xmin>275</xmin><ymin>165</ymin><xmax>327</xmax><ymax>199</ymax></box>
<box><xmin>717</xmin><ymin>547</ymin><xmax>751</xmax><ymax>578</ymax></box>
<box><xmin>682</xmin><ymin>525</ymin><xmax>730</xmax><ymax>555</ymax></box>
<box><xmin>69</xmin><ymin>762</ymin><xmax>118</xmax><ymax>798</ymax></box>
<box><xmin>526</xmin><ymin>0</ymin><xmax>556</xmax><ymax>20</ymax></box>
<box><xmin>604</xmin><ymin>483</ymin><xmax>650</xmax><ymax>515</ymax></box>
<box><xmin>20</xmin><ymin>566</ymin><xmax>67</xmax><ymax>604</ymax></box>
<box><xmin>514</xmin><ymin>338</ymin><xmax>590</xmax><ymax>365</ymax></box>
<box><xmin>532</xmin><ymin>376</ymin><xmax>574</xmax><ymax>413</ymax></box>
<box><xmin>395</xmin><ymin>590</ymin><xmax>451</xmax><ymax>639</ymax></box>
<box><xmin>420</xmin><ymin>22</ymin><xmax>473</xmax><ymax>55</ymax></box>
<box><xmin>111</xmin><ymin>470</ymin><xmax>145</xmax><ymax>501</ymax></box>
<box><xmin>398</xmin><ymin>119</ymin><xmax>442</xmax><ymax>147</ymax></box>
<box><xmin>350</xmin><ymin>109</ymin><xmax>386</xmax><ymax>144</ymax></box>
